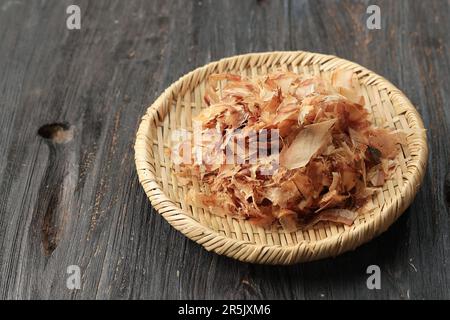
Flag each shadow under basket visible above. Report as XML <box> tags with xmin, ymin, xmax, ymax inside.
<box><xmin>135</xmin><ymin>51</ymin><xmax>428</xmax><ymax>265</ymax></box>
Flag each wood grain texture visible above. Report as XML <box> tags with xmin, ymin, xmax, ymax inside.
<box><xmin>0</xmin><ymin>0</ymin><xmax>448</xmax><ymax>299</ymax></box>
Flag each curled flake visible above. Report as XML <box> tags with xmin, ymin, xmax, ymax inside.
<box><xmin>280</xmin><ymin>119</ymin><xmax>336</xmax><ymax>170</ymax></box>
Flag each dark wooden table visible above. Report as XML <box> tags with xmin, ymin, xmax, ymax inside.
<box><xmin>0</xmin><ymin>0</ymin><xmax>448</xmax><ymax>300</ymax></box>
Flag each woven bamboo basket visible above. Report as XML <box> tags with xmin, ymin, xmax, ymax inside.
<box><xmin>135</xmin><ymin>51</ymin><xmax>428</xmax><ymax>265</ymax></box>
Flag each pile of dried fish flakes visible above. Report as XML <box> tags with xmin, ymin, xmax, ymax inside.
<box><xmin>174</xmin><ymin>70</ymin><xmax>405</xmax><ymax>231</ymax></box>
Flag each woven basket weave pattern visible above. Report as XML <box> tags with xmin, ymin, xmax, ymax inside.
<box><xmin>135</xmin><ymin>51</ymin><xmax>428</xmax><ymax>265</ymax></box>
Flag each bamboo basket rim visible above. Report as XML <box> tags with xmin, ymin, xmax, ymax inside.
<box><xmin>135</xmin><ymin>51</ymin><xmax>428</xmax><ymax>265</ymax></box>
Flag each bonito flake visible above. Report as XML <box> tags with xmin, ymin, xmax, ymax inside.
<box><xmin>174</xmin><ymin>70</ymin><xmax>405</xmax><ymax>231</ymax></box>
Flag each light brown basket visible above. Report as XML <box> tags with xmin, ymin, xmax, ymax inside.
<box><xmin>135</xmin><ymin>51</ymin><xmax>428</xmax><ymax>265</ymax></box>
